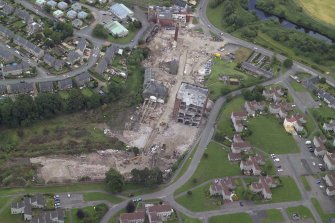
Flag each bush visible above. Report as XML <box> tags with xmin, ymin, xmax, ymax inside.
<box><xmin>76</xmin><ymin>209</ymin><xmax>85</xmax><ymax>219</ymax></box>
<box><xmin>126</xmin><ymin>201</ymin><xmax>135</xmax><ymax>213</ymax></box>
<box><xmin>187</xmin><ymin>190</ymin><xmax>192</xmax><ymax>196</ymax></box>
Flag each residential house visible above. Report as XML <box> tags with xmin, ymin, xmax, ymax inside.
<box><xmin>38</xmin><ymin>81</ymin><xmax>54</xmax><ymax>92</ymax></box>
<box><xmin>54</xmin><ymin>60</ymin><xmax>65</xmax><ymax>71</ymax></box>
<box><xmin>43</xmin><ymin>53</ymin><xmax>56</xmax><ymax>67</ymax></box>
<box><xmin>209</xmin><ymin>177</ymin><xmax>236</xmax><ymax>200</ymax></box>
<box><xmin>27</xmin><ymin>22</ymin><xmax>43</xmax><ymax>35</ymax></box>
<box><xmin>119</xmin><ymin>211</ymin><xmax>145</xmax><ymax>223</ymax></box>
<box><xmin>283</xmin><ymin>115</ymin><xmax>305</xmax><ymax>134</ymax></box>
<box><xmin>233</xmin><ymin>134</ymin><xmax>244</xmax><ymax>143</ymax></box>
<box><xmin>14</xmin><ymin>9</ymin><xmax>32</xmax><ymax>23</ymax></box>
<box><xmin>71</xmin><ymin>2</ymin><xmax>82</xmax><ymax>12</ymax></box>
<box><xmin>67</xmin><ymin>50</ymin><xmax>81</xmax><ymax>65</ymax></box>
<box><xmin>74</xmin><ymin>71</ymin><xmax>90</xmax><ymax>87</ymax></box>
<box><xmin>58</xmin><ymin>78</ymin><xmax>72</xmax><ymax>90</ymax></box>
<box><xmin>77</xmin><ymin>11</ymin><xmax>88</xmax><ymax>19</ymax></box>
<box><xmin>231</xmin><ymin>141</ymin><xmax>251</xmax><ymax>154</ymax></box>
<box><xmin>269</xmin><ymin>102</ymin><xmax>293</xmax><ymax>118</ymax></box>
<box><xmin>231</xmin><ymin>111</ymin><xmax>248</xmax><ymax>133</ymax></box>
<box><xmin>250</xmin><ymin>176</ymin><xmax>277</xmax><ymax>199</ymax></box>
<box><xmin>0</xmin><ymin>84</ymin><xmax>7</xmax><ymax>94</ymax></box>
<box><xmin>31</xmin><ymin>209</ymin><xmax>65</xmax><ymax>223</ymax></box>
<box><xmin>323</xmin><ymin>120</ymin><xmax>335</xmax><ymax>132</ymax></box>
<box><xmin>324</xmin><ymin>153</ymin><xmax>335</xmax><ymax>171</ymax></box>
<box><xmin>35</xmin><ymin>0</ymin><xmax>46</xmax><ymax>6</ymax></box>
<box><xmin>8</xmin><ymin>82</ymin><xmax>34</xmax><ymax>94</ymax></box>
<box><xmin>57</xmin><ymin>1</ymin><xmax>68</xmax><ymax>10</ymax></box>
<box><xmin>263</xmin><ymin>88</ymin><xmax>284</xmax><ymax>102</ymax></box>
<box><xmin>46</xmin><ymin>0</ymin><xmax>57</xmax><ymax>8</ymax></box>
<box><xmin>0</xmin><ymin>25</ymin><xmax>14</xmax><ymax>38</ymax></box>
<box><xmin>313</xmin><ymin>136</ymin><xmax>327</xmax><ymax>157</ymax></box>
<box><xmin>228</xmin><ymin>152</ymin><xmax>241</xmax><ymax>162</ymax></box>
<box><xmin>240</xmin><ymin>157</ymin><xmax>262</xmax><ymax>176</ymax></box>
<box><xmin>244</xmin><ymin>100</ymin><xmax>264</xmax><ymax>116</ymax></box>
<box><xmin>3</xmin><ymin>4</ymin><xmax>14</xmax><ymax>15</ymax></box>
<box><xmin>53</xmin><ymin>10</ymin><xmax>64</xmax><ymax>18</ymax></box>
<box><xmin>0</xmin><ymin>48</ymin><xmax>14</xmax><ymax>63</ymax></box>
<box><xmin>11</xmin><ymin>194</ymin><xmax>45</xmax><ymax>221</ymax></box>
<box><xmin>2</xmin><ymin>62</ymin><xmax>30</xmax><ymax>76</ymax></box>
<box><xmin>324</xmin><ymin>173</ymin><xmax>335</xmax><ymax>196</ymax></box>
<box><xmin>66</xmin><ymin>10</ymin><xmax>77</xmax><ymax>19</ymax></box>
<box><xmin>72</xmin><ymin>19</ymin><xmax>83</xmax><ymax>29</ymax></box>
<box><xmin>95</xmin><ymin>45</ymin><xmax>118</xmax><ymax>74</ymax></box>
<box><xmin>14</xmin><ymin>36</ymin><xmax>44</xmax><ymax>58</ymax></box>
<box><xmin>75</xmin><ymin>38</ymin><xmax>87</xmax><ymax>55</ymax></box>
<box><xmin>147</xmin><ymin>204</ymin><xmax>174</xmax><ymax>222</ymax></box>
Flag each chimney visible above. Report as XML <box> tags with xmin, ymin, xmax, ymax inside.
<box><xmin>174</xmin><ymin>23</ymin><xmax>179</xmax><ymax>41</ymax></box>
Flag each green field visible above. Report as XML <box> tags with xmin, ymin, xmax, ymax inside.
<box><xmin>246</xmin><ymin>115</ymin><xmax>300</xmax><ymax>154</ymax></box>
<box><xmin>71</xmin><ymin>204</ymin><xmax>108</xmax><ymax>223</ymax></box>
<box><xmin>205</xmin><ymin>59</ymin><xmax>260</xmax><ymax>100</ymax></box>
<box><xmin>290</xmin><ymin>81</ymin><xmax>307</xmax><ymax>92</ymax></box>
<box><xmin>300</xmin><ymin>176</ymin><xmax>311</xmax><ymax>191</ymax></box>
<box><xmin>216</xmin><ymin>96</ymin><xmax>245</xmax><ymax>138</ymax></box>
<box><xmin>311</xmin><ymin>198</ymin><xmax>335</xmax><ymax>223</ymax></box>
<box><xmin>174</xmin><ymin>142</ymin><xmax>240</xmax><ymax>195</ymax></box>
<box><xmin>310</xmin><ymin>105</ymin><xmax>335</xmax><ymax>120</ymax></box>
<box><xmin>83</xmin><ymin>192</ymin><xmax>123</xmax><ymax>203</ymax></box>
<box><xmin>81</xmin><ymin>88</ymin><xmax>94</xmax><ymax>97</ymax></box>
<box><xmin>261</xmin><ymin>209</ymin><xmax>284</xmax><ymax>223</ymax></box>
<box><xmin>271</xmin><ymin>177</ymin><xmax>302</xmax><ymax>203</ymax></box>
<box><xmin>298</xmin><ymin>0</ymin><xmax>335</xmax><ymax>26</ymax></box>
<box><xmin>209</xmin><ymin>213</ymin><xmax>253</xmax><ymax>223</ymax></box>
<box><xmin>286</xmin><ymin>205</ymin><xmax>315</xmax><ymax>222</ymax></box>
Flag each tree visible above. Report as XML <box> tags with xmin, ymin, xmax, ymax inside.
<box><xmin>203</xmin><ymin>153</ymin><xmax>209</xmax><ymax>159</ymax></box>
<box><xmin>126</xmin><ymin>201</ymin><xmax>135</xmax><ymax>213</ymax></box>
<box><xmin>92</xmin><ymin>24</ymin><xmax>109</xmax><ymax>39</ymax></box>
<box><xmin>130</xmin><ymin>168</ymin><xmax>163</xmax><ymax>186</ymax></box>
<box><xmin>76</xmin><ymin>209</ymin><xmax>85</xmax><ymax>219</ymax></box>
<box><xmin>283</xmin><ymin>58</ymin><xmax>293</xmax><ymax>68</ymax></box>
<box><xmin>319</xmin><ymin>77</ymin><xmax>326</xmax><ymax>84</ymax></box>
<box><xmin>187</xmin><ymin>190</ymin><xmax>192</xmax><ymax>196</ymax></box>
<box><xmin>105</xmin><ymin>168</ymin><xmax>124</xmax><ymax>193</ymax></box>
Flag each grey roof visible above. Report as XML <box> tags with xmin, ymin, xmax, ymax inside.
<box><xmin>9</xmin><ymin>82</ymin><xmax>34</xmax><ymax>94</ymax></box>
<box><xmin>43</xmin><ymin>53</ymin><xmax>56</xmax><ymax>66</ymax></box>
<box><xmin>14</xmin><ymin>36</ymin><xmax>43</xmax><ymax>56</ymax></box>
<box><xmin>174</xmin><ymin>0</ymin><xmax>187</xmax><ymax>8</ymax></box>
<box><xmin>0</xmin><ymin>25</ymin><xmax>14</xmax><ymax>38</ymax></box>
<box><xmin>143</xmin><ymin>81</ymin><xmax>168</xmax><ymax>100</ymax></box>
<box><xmin>11</xmin><ymin>200</ymin><xmax>25</xmax><ymax>209</ymax></box>
<box><xmin>74</xmin><ymin>71</ymin><xmax>90</xmax><ymax>86</ymax></box>
<box><xmin>76</xmin><ymin>38</ymin><xmax>86</xmax><ymax>52</ymax></box>
<box><xmin>96</xmin><ymin>45</ymin><xmax>118</xmax><ymax>74</ymax></box>
<box><xmin>54</xmin><ymin>60</ymin><xmax>64</xmax><ymax>70</ymax></box>
<box><xmin>0</xmin><ymin>84</ymin><xmax>7</xmax><ymax>94</ymax></box>
<box><xmin>32</xmin><ymin>209</ymin><xmax>65</xmax><ymax>223</ymax></box>
<box><xmin>144</xmin><ymin>68</ymin><xmax>155</xmax><ymax>87</ymax></box>
<box><xmin>14</xmin><ymin>9</ymin><xmax>32</xmax><ymax>22</ymax></box>
<box><xmin>3</xmin><ymin>4</ymin><xmax>14</xmax><ymax>15</ymax></box>
<box><xmin>0</xmin><ymin>48</ymin><xmax>14</xmax><ymax>62</ymax></box>
<box><xmin>169</xmin><ymin>59</ymin><xmax>178</xmax><ymax>74</ymax></box>
<box><xmin>72</xmin><ymin>19</ymin><xmax>83</xmax><ymax>28</ymax></box>
<box><xmin>39</xmin><ymin>81</ymin><xmax>54</xmax><ymax>92</ymax></box>
<box><xmin>95</xmin><ymin>59</ymin><xmax>108</xmax><ymax>74</ymax></box>
<box><xmin>58</xmin><ymin>78</ymin><xmax>72</xmax><ymax>90</ymax></box>
<box><xmin>2</xmin><ymin>62</ymin><xmax>30</xmax><ymax>73</ymax></box>
<box><xmin>67</xmin><ymin>50</ymin><xmax>81</xmax><ymax>64</ymax></box>
<box><xmin>24</xmin><ymin>205</ymin><xmax>32</xmax><ymax>216</ymax></box>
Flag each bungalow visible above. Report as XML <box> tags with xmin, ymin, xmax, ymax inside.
<box><xmin>231</xmin><ymin>111</ymin><xmax>248</xmax><ymax>133</ymax></box>
<box><xmin>313</xmin><ymin>136</ymin><xmax>327</xmax><ymax>157</ymax></box>
<box><xmin>57</xmin><ymin>1</ymin><xmax>68</xmax><ymax>10</ymax></box>
<box><xmin>324</xmin><ymin>153</ymin><xmax>335</xmax><ymax>171</ymax></box>
<box><xmin>323</xmin><ymin>120</ymin><xmax>335</xmax><ymax>132</ymax></box>
<box><xmin>46</xmin><ymin>0</ymin><xmax>57</xmax><ymax>8</ymax></box>
<box><xmin>228</xmin><ymin>152</ymin><xmax>241</xmax><ymax>162</ymax></box>
<box><xmin>119</xmin><ymin>212</ymin><xmax>145</xmax><ymax>223</ymax></box>
<box><xmin>231</xmin><ymin>141</ymin><xmax>251</xmax><ymax>154</ymax></box>
<box><xmin>240</xmin><ymin>157</ymin><xmax>261</xmax><ymax>176</ymax></box>
<box><xmin>250</xmin><ymin>176</ymin><xmax>277</xmax><ymax>200</ymax></box>
<box><xmin>209</xmin><ymin>177</ymin><xmax>236</xmax><ymax>200</ymax></box>
<box><xmin>244</xmin><ymin>100</ymin><xmax>264</xmax><ymax>116</ymax></box>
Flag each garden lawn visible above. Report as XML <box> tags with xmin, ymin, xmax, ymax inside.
<box><xmin>205</xmin><ymin>59</ymin><xmax>259</xmax><ymax>100</ymax></box>
<box><xmin>246</xmin><ymin>115</ymin><xmax>300</xmax><ymax>154</ymax></box>
<box><xmin>83</xmin><ymin>192</ymin><xmax>123</xmax><ymax>203</ymax></box>
<box><xmin>81</xmin><ymin>88</ymin><xmax>94</xmax><ymax>97</ymax></box>
<box><xmin>108</xmin><ymin>29</ymin><xmax>137</xmax><ymax>44</ymax></box>
<box><xmin>300</xmin><ymin>176</ymin><xmax>311</xmax><ymax>191</ymax></box>
<box><xmin>269</xmin><ymin>176</ymin><xmax>302</xmax><ymax>203</ymax></box>
<box><xmin>286</xmin><ymin>205</ymin><xmax>315</xmax><ymax>222</ymax></box>
<box><xmin>216</xmin><ymin>96</ymin><xmax>245</xmax><ymax>138</ymax></box>
<box><xmin>261</xmin><ymin>209</ymin><xmax>284</xmax><ymax>223</ymax></box>
<box><xmin>206</xmin><ymin>2</ymin><xmax>225</xmax><ymax>31</ymax></box>
<box><xmin>176</xmin><ymin>183</ymin><xmax>219</xmax><ymax>212</ymax></box>
<box><xmin>290</xmin><ymin>81</ymin><xmax>307</xmax><ymax>92</ymax></box>
<box><xmin>72</xmin><ymin>204</ymin><xmax>108</xmax><ymax>223</ymax></box>
<box><xmin>311</xmin><ymin>197</ymin><xmax>335</xmax><ymax>223</ymax></box>
<box><xmin>209</xmin><ymin>213</ymin><xmax>253</xmax><ymax>223</ymax></box>
<box><xmin>310</xmin><ymin>105</ymin><xmax>335</xmax><ymax>120</ymax></box>
<box><xmin>0</xmin><ymin>197</ymin><xmax>24</xmax><ymax>223</ymax></box>
<box><xmin>177</xmin><ymin>212</ymin><xmax>202</xmax><ymax>223</ymax></box>
<box><xmin>174</xmin><ymin>141</ymin><xmax>240</xmax><ymax>195</ymax></box>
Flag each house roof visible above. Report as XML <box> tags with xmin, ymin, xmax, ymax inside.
<box><xmin>110</xmin><ymin>3</ymin><xmax>133</xmax><ymax>19</ymax></box>
<box><xmin>233</xmin><ymin>134</ymin><xmax>243</xmax><ymax>143</ymax></box>
<box><xmin>228</xmin><ymin>152</ymin><xmax>241</xmax><ymax>161</ymax></box>
<box><xmin>76</xmin><ymin>38</ymin><xmax>86</xmax><ymax>52</ymax></box>
<box><xmin>58</xmin><ymin>78</ymin><xmax>72</xmax><ymax>89</ymax></box>
<box><xmin>147</xmin><ymin>204</ymin><xmax>173</xmax><ymax>213</ymax></box>
<box><xmin>74</xmin><ymin>71</ymin><xmax>90</xmax><ymax>86</ymax></box>
<box><xmin>143</xmin><ymin>81</ymin><xmax>168</xmax><ymax>100</ymax></box>
<box><xmin>0</xmin><ymin>48</ymin><xmax>14</xmax><ymax>62</ymax></box>
<box><xmin>232</xmin><ymin>141</ymin><xmax>251</xmax><ymax>149</ymax></box>
<box><xmin>67</xmin><ymin>50</ymin><xmax>81</xmax><ymax>64</ymax></box>
<box><xmin>326</xmin><ymin>153</ymin><xmax>335</xmax><ymax>165</ymax></box>
<box><xmin>119</xmin><ymin>212</ymin><xmax>145</xmax><ymax>222</ymax></box>
<box><xmin>232</xmin><ymin>111</ymin><xmax>248</xmax><ymax>118</ymax></box>
<box><xmin>39</xmin><ymin>81</ymin><xmax>54</xmax><ymax>92</ymax></box>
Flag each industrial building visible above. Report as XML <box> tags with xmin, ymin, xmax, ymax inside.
<box><xmin>103</xmin><ymin>21</ymin><xmax>128</xmax><ymax>37</ymax></box>
<box><xmin>173</xmin><ymin>82</ymin><xmax>209</xmax><ymax>127</ymax></box>
<box><xmin>109</xmin><ymin>3</ymin><xmax>133</xmax><ymax>20</ymax></box>
<box><xmin>148</xmin><ymin>5</ymin><xmax>191</xmax><ymax>27</ymax></box>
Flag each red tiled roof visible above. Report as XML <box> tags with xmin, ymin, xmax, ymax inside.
<box><xmin>147</xmin><ymin>204</ymin><xmax>173</xmax><ymax>213</ymax></box>
<box><xmin>232</xmin><ymin>142</ymin><xmax>251</xmax><ymax>149</ymax></box>
<box><xmin>120</xmin><ymin>212</ymin><xmax>145</xmax><ymax>222</ymax></box>
<box><xmin>228</xmin><ymin>152</ymin><xmax>241</xmax><ymax>161</ymax></box>
<box><xmin>326</xmin><ymin>153</ymin><xmax>335</xmax><ymax>165</ymax></box>
<box><xmin>232</xmin><ymin>111</ymin><xmax>248</xmax><ymax>118</ymax></box>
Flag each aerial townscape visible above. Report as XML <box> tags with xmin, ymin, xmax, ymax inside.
<box><xmin>1</xmin><ymin>0</ymin><xmax>335</xmax><ymax>222</ymax></box>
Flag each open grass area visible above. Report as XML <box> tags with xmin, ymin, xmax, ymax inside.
<box><xmin>81</xmin><ymin>88</ymin><xmax>94</xmax><ymax>97</ymax></box>
<box><xmin>209</xmin><ymin>213</ymin><xmax>253</xmax><ymax>223</ymax></box>
<box><xmin>311</xmin><ymin>197</ymin><xmax>335</xmax><ymax>223</ymax></box>
<box><xmin>0</xmin><ymin>196</ymin><xmax>24</xmax><ymax>223</ymax></box>
<box><xmin>83</xmin><ymin>192</ymin><xmax>123</xmax><ymax>203</ymax></box>
<box><xmin>108</xmin><ymin>29</ymin><xmax>137</xmax><ymax>44</ymax></box>
<box><xmin>310</xmin><ymin>104</ymin><xmax>335</xmax><ymax>120</ymax></box>
<box><xmin>297</xmin><ymin>0</ymin><xmax>335</xmax><ymax>26</ymax></box>
<box><xmin>205</xmin><ymin>58</ymin><xmax>260</xmax><ymax>100</ymax></box>
<box><xmin>286</xmin><ymin>205</ymin><xmax>315</xmax><ymax>222</ymax></box>
<box><xmin>71</xmin><ymin>204</ymin><xmax>108</xmax><ymax>223</ymax></box>
<box><xmin>261</xmin><ymin>209</ymin><xmax>284</xmax><ymax>223</ymax></box>
<box><xmin>246</xmin><ymin>115</ymin><xmax>300</xmax><ymax>154</ymax></box>
<box><xmin>174</xmin><ymin>141</ymin><xmax>240</xmax><ymax>195</ymax></box>
<box><xmin>216</xmin><ymin>96</ymin><xmax>245</xmax><ymax>138</ymax></box>
<box><xmin>300</xmin><ymin>176</ymin><xmax>311</xmax><ymax>191</ymax></box>
<box><xmin>290</xmin><ymin>81</ymin><xmax>307</xmax><ymax>92</ymax></box>
<box><xmin>177</xmin><ymin>212</ymin><xmax>202</xmax><ymax>223</ymax></box>
<box><xmin>206</xmin><ymin>2</ymin><xmax>225</xmax><ymax>31</ymax></box>
<box><xmin>176</xmin><ymin>183</ymin><xmax>220</xmax><ymax>212</ymax></box>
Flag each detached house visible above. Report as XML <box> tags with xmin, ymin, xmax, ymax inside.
<box><xmin>324</xmin><ymin>172</ymin><xmax>335</xmax><ymax>196</ymax></box>
<box><xmin>283</xmin><ymin>114</ymin><xmax>306</xmax><ymax>134</ymax></box>
<box><xmin>146</xmin><ymin>204</ymin><xmax>174</xmax><ymax>223</ymax></box>
<box><xmin>231</xmin><ymin>141</ymin><xmax>251</xmax><ymax>154</ymax></box>
<box><xmin>263</xmin><ymin>88</ymin><xmax>284</xmax><ymax>102</ymax></box>
<box><xmin>250</xmin><ymin>176</ymin><xmax>277</xmax><ymax>200</ymax></box>
<box><xmin>324</xmin><ymin>153</ymin><xmax>335</xmax><ymax>171</ymax></box>
<box><xmin>119</xmin><ymin>212</ymin><xmax>145</xmax><ymax>223</ymax></box>
<box><xmin>269</xmin><ymin>102</ymin><xmax>293</xmax><ymax>118</ymax></box>
<box><xmin>244</xmin><ymin>100</ymin><xmax>264</xmax><ymax>116</ymax></box>
<box><xmin>11</xmin><ymin>194</ymin><xmax>45</xmax><ymax>221</ymax></box>
<box><xmin>313</xmin><ymin>136</ymin><xmax>327</xmax><ymax>157</ymax></box>
<box><xmin>231</xmin><ymin>111</ymin><xmax>248</xmax><ymax>133</ymax></box>
<box><xmin>240</xmin><ymin>156</ymin><xmax>263</xmax><ymax>176</ymax></box>
<box><xmin>209</xmin><ymin>177</ymin><xmax>236</xmax><ymax>200</ymax></box>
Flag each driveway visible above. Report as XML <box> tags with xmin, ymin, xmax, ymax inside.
<box><xmin>58</xmin><ymin>193</ymin><xmax>84</xmax><ymax>209</ymax></box>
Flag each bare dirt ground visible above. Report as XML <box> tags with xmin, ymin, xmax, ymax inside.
<box><xmin>31</xmin><ymin>27</ymin><xmax>227</xmax><ymax>183</ymax></box>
